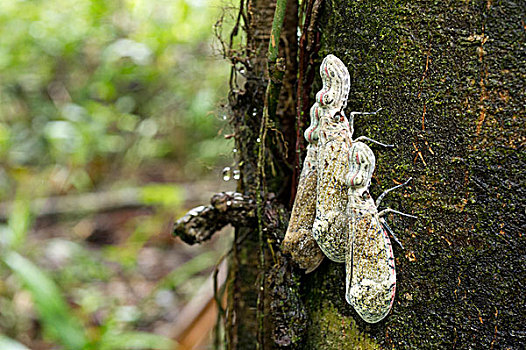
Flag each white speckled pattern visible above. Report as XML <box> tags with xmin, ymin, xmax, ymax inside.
<box><xmin>345</xmin><ymin>142</ymin><xmax>396</xmax><ymax>323</ymax></box>
<box><xmin>311</xmin><ymin>55</ymin><xmax>352</xmax><ymax>263</ymax></box>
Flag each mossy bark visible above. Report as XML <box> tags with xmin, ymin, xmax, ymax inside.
<box><xmin>225</xmin><ymin>0</ymin><xmax>299</xmax><ymax>349</ymax></box>
<box><xmin>226</xmin><ymin>0</ymin><xmax>525</xmax><ymax>349</ymax></box>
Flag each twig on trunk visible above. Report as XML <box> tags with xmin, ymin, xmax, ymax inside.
<box><xmin>173</xmin><ymin>192</ymin><xmax>256</xmax><ymax>245</ymax></box>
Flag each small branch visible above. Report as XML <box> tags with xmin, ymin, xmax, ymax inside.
<box><xmin>0</xmin><ymin>188</ymin><xmax>142</xmax><ymax>221</ymax></box>
<box><xmin>173</xmin><ymin>192</ymin><xmax>256</xmax><ymax>245</ymax></box>
<box><xmin>257</xmin><ymin>0</ymin><xmax>290</xmax><ymax>191</ymax></box>
<box><xmin>265</xmin><ymin>0</ymin><xmax>289</xmax><ymax>121</ymax></box>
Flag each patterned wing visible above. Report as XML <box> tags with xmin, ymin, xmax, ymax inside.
<box><xmin>282</xmin><ymin>144</ymin><xmax>324</xmax><ymax>273</ymax></box>
<box><xmin>312</xmin><ymin>134</ymin><xmax>350</xmax><ymax>262</ymax></box>
<box><xmin>346</xmin><ymin>205</ymin><xmax>396</xmax><ymax>323</ymax></box>
<box><xmin>310</xmin><ymin>54</ymin><xmax>352</xmax><ymax>263</ymax></box>
<box><xmin>316</xmin><ymin>55</ymin><xmax>350</xmax><ymax>110</ymax></box>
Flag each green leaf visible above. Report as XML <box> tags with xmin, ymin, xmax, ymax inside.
<box><xmin>5</xmin><ymin>197</ymin><xmax>32</xmax><ymax>249</ymax></box>
<box><xmin>0</xmin><ymin>335</ymin><xmax>31</xmax><ymax>350</ymax></box>
<box><xmin>3</xmin><ymin>252</ymin><xmax>89</xmax><ymax>350</ymax></box>
<box><xmin>99</xmin><ymin>331</ymin><xmax>175</xmax><ymax>350</ymax></box>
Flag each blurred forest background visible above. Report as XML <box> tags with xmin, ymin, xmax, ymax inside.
<box><xmin>0</xmin><ymin>0</ymin><xmax>236</xmax><ymax>348</ymax></box>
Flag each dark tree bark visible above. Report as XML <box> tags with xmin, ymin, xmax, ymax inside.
<box><xmin>175</xmin><ymin>0</ymin><xmax>525</xmax><ymax>349</ymax></box>
<box><xmin>298</xmin><ymin>1</ymin><xmax>525</xmax><ymax>349</ymax></box>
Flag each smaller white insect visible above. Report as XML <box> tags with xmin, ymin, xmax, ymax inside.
<box><xmin>345</xmin><ymin>141</ymin><xmax>415</xmax><ymax>323</ymax></box>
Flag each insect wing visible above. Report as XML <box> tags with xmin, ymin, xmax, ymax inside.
<box><xmin>312</xmin><ymin>135</ymin><xmax>350</xmax><ymax>262</ymax></box>
<box><xmin>309</xmin><ymin>54</ymin><xmax>352</xmax><ymax>263</ymax></box>
<box><xmin>317</xmin><ymin>55</ymin><xmax>350</xmax><ymax>110</ymax></box>
<box><xmin>346</xmin><ymin>209</ymin><xmax>396</xmax><ymax>323</ymax></box>
<box><xmin>282</xmin><ymin>145</ymin><xmax>324</xmax><ymax>272</ymax></box>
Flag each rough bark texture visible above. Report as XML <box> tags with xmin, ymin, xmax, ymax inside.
<box><xmin>301</xmin><ymin>0</ymin><xmax>525</xmax><ymax>349</ymax></box>
<box><xmin>222</xmin><ymin>0</ymin><xmax>525</xmax><ymax>349</ymax></box>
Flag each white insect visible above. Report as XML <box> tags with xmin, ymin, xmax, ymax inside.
<box><xmin>345</xmin><ymin>141</ymin><xmax>415</xmax><ymax>323</ymax></box>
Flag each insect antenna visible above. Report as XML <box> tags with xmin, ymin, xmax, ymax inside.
<box><xmin>380</xmin><ymin>219</ymin><xmax>404</xmax><ymax>249</ymax></box>
<box><xmin>348</xmin><ymin>108</ymin><xmax>382</xmax><ymax>138</ymax></box>
<box><xmin>348</xmin><ymin>109</ymin><xmax>394</xmax><ymax>148</ymax></box>
<box><xmin>376</xmin><ymin>177</ymin><xmax>413</xmax><ymax>207</ymax></box>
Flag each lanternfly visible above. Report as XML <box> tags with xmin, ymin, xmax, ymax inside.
<box><xmin>283</xmin><ymin>54</ymin><xmax>416</xmax><ymax>323</ymax></box>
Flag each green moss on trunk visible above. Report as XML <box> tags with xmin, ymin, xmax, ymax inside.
<box><xmin>301</xmin><ymin>0</ymin><xmax>525</xmax><ymax>348</ymax></box>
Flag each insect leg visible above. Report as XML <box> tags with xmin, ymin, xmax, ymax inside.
<box><xmin>352</xmin><ymin>136</ymin><xmax>394</xmax><ymax>148</ymax></box>
<box><xmin>378</xmin><ymin>208</ymin><xmax>417</xmax><ymax>219</ymax></box>
<box><xmin>349</xmin><ymin>108</ymin><xmax>383</xmax><ymax>118</ymax></box>
<box><xmin>376</xmin><ymin>177</ymin><xmax>413</xmax><ymax>207</ymax></box>
<box><xmin>380</xmin><ymin>218</ymin><xmax>404</xmax><ymax>249</ymax></box>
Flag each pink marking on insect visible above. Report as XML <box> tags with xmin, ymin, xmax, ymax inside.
<box><xmin>308</xmin><ymin>107</ymin><xmax>322</xmax><ymax>142</ymax></box>
<box><xmin>307</xmin><ymin>129</ymin><xmax>314</xmax><ymax>143</ymax></box>
<box><xmin>348</xmin><ymin>152</ymin><xmax>360</xmax><ymax>186</ymax></box>
<box><xmin>318</xmin><ymin>66</ymin><xmax>331</xmax><ymax>105</ymax></box>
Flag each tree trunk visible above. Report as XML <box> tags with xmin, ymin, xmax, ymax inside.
<box><xmin>176</xmin><ymin>0</ymin><xmax>525</xmax><ymax>348</ymax></box>
<box><xmin>297</xmin><ymin>1</ymin><xmax>524</xmax><ymax>349</ymax></box>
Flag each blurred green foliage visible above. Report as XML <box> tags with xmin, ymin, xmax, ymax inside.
<box><xmin>0</xmin><ymin>194</ymin><xmax>187</xmax><ymax>349</ymax></box>
<box><xmin>0</xmin><ymin>0</ymin><xmax>231</xmax><ymax>198</ymax></box>
<box><xmin>0</xmin><ymin>0</ymin><xmax>234</xmax><ymax>348</ymax></box>
<box><xmin>4</xmin><ymin>252</ymin><xmax>90</xmax><ymax>349</ymax></box>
